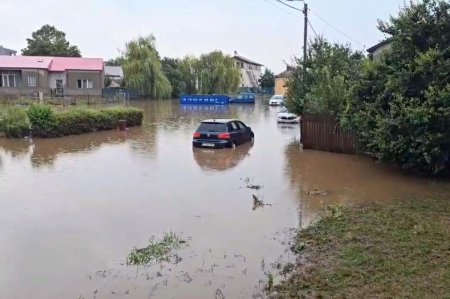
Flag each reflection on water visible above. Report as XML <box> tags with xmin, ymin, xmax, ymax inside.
<box><xmin>193</xmin><ymin>143</ymin><xmax>253</xmax><ymax>172</ymax></box>
<box><xmin>0</xmin><ymin>97</ymin><xmax>449</xmax><ymax>299</ymax></box>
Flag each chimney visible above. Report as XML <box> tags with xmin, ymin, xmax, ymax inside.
<box><xmin>234</xmin><ymin>50</ymin><xmax>238</xmax><ymax>56</ymax></box>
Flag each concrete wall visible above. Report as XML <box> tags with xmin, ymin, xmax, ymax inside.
<box><xmin>66</xmin><ymin>70</ymin><xmax>103</xmax><ymax>96</ymax></box>
<box><xmin>275</xmin><ymin>77</ymin><xmax>288</xmax><ymax>96</ymax></box>
<box><xmin>0</xmin><ymin>69</ymin><xmax>50</xmax><ymax>96</ymax></box>
<box><xmin>0</xmin><ymin>69</ymin><xmax>105</xmax><ymax>97</ymax></box>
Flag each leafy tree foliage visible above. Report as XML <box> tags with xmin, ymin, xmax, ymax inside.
<box><xmin>196</xmin><ymin>51</ymin><xmax>240</xmax><ymax>94</ymax></box>
<box><xmin>352</xmin><ymin>0</ymin><xmax>450</xmax><ymax>174</ymax></box>
<box><xmin>161</xmin><ymin>57</ymin><xmax>186</xmax><ymax>98</ymax></box>
<box><xmin>285</xmin><ymin>36</ymin><xmax>364</xmax><ymax>118</ymax></box>
<box><xmin>122</xmin><ymin>35</ymin><xmax>171</xmax><ymax>99</ymax></box>
<box><xmin>179</xmin><ymin>56</ymin><xmax>198</xmax><ymax>94</ymax></box>
<box><xmin>178</xmin><ymin>51</ymin><xmax>240</xmax><ymax>95</ymax></box>
<box><xmin>105</xmin><ymin>57</ymin><xmax>124</xmax><ymax>66</ymax></box>
<box><xmin>22</xmin><ymin>25</ymin><xmax>81</xmax><ymax>57</ymax></box>
<box><xmin>259</xmin><ymin>69</ymin><xmax>275</xmax><ymax>89</ymax></box>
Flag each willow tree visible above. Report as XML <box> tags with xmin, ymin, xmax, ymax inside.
<box><xmin>196</xmin><ymin>51</ymin><xmax>240</xmax><ymax>94</ymax></box>
<box><xmin>122</xmin><ymin>35</ymin><xmax>172</xmax><ymax>99</ymax></box>
<box><xmin>179</xmin><ymin>55</ymin><xmax>199</xmax><ymax>94</ymax></box>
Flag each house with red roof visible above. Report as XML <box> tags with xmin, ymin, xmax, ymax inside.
<box><xmin>0</xmin><ymin>56</ymin><xmax>104</xmax><ymax>97</ymax></box>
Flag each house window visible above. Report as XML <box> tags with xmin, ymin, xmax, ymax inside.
<box><xmin>28</xmin><ymin>74</ymin><xmax>37</xmax><ymax>86</ymax></box>
<box><xmin>77</xmin><ymin>79</ymin><xmax>93</xmax><ymax>89</ymax></box>
<box><xmin>0</xmin><ymin>72</ymin><xmax>20</xmax><ymax>88</ymax></box>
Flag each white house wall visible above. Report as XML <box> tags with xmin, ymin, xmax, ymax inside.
<box><xmin>49</xmin><ymin>72</ymin><xmax>67</xmax><ymax>88</ymax></box>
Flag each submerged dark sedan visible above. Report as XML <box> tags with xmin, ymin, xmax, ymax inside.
<box><xmin>192</xmin><ymin>119</ymin><xmax>254</xmax><ymax>149</ymax></box>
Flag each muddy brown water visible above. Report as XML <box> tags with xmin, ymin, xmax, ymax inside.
<box><xmin>0</xmin><ymin>98</ymin><xmax>448</xmax><ymax>299</ymax></box>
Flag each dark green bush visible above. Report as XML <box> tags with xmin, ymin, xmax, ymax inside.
<box><xmin>0</xmin><ymin>107</ymin><xmax>31</xmax><ymax>138</ymax></box>
<box><xmin>28</xmin><ymin>105</ymin><xmax>143</xmax><ymax>137</ymax></box>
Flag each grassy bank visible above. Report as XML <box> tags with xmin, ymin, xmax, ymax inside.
<box><xmin>271</xmin><ymin>198</ymin><xmax>450</xmax><ymax>298</ymax></box>
<box><xmin>0</xmin><ymin>104</ymin><xmax>143</xmax><ymax>138</ymax></box>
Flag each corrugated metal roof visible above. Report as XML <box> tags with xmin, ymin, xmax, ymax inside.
<box><xmin>104</xmin><ymin>66</ymin><xmax>123</xmax><ymax>77</ymax></box>
<box><xmin>233</xmin><ymin>55</ymin><xmax>263</xmax><ymax>66</ymax></box>
<box><xmin>0</xmin><ymin>56</ymin><xmax>103</xmax><ymax>71</ymax></box>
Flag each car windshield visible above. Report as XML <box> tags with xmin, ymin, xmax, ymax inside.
<box><xmin>272</xmin><ymin>96</ymin><xmax>283</xmax><ymax>100</ymax></box>
<box><xmin>197</xmin><ymin>122</ymin><xmax>227</xmax><ymax>132</ymax></box>
<box><xmin>279</xmin><ymin>107</ymin><xmax>289</xmax><ymax>113</ymax></box>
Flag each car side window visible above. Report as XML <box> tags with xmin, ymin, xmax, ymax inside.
<box><xmin>237</xmin><ymin>122</ymin><xmax>246</xmax><ymax>130</ymax></box>
<box><xmin>230</xmin><ymin>122</ymin><xmax>239</xmax><ymax>131</ymax></box>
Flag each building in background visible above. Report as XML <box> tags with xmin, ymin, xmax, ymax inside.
<box><xmin>275</xmin><ymin>67</ymin><xmax>293</xmax><ymax>96</ymax></box>
<box><xmin>0</xmin><ymin>46</ymin><xmax>17</xmax><ymax>56</ymax></box>
<box><xmin>0</xmin><ymin>56</ymin><xmax>104</xmax><ymax>97</ymax></box>
<box><xmin>367</xmin><ymin>39</ymin><xmax>392</xmax><ymax>61</ymax></box>
<box><xmin>232</xmin><ymin>51</ymin><xmax>263</xmax><ymax>92</ymax></box>
<box><xmin>104</xmin><ymin>65</ymin><xmax>124</xmax><ymax>88</ymax></box>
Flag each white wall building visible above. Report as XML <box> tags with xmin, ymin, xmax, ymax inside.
<box><xmin>232</xmin><ymin>51</ymin><xmax>263</xmax><ymax>90</ymax></box>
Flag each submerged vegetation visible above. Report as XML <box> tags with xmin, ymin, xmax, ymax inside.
<box><xmin>0</xmin><ymin>104</ymin><xmax>143</xmax><ymax>138</ymax></box>
<box><xmin>127</xmin><ymin>232</ymin><xmax>186</xmax><ymax>265</ymax></box>
<box><xmin>271</xmin><ymin>197</ymin><xmax>450</xmax><ymax>298</ymax></box>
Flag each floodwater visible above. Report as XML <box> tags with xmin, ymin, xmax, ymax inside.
<box><xmin>0</xmin><ymin>98</ymin><xmax>448</xmax><ymax>299</ymax></box>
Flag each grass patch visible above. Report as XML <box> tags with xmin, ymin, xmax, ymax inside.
<box><xmin>127</xmin><ymin>232</ymin><xmax>186</xmax><ymax>265</ymax></box>
<box><xmin>271</xmin><ymin>197</ymin><xmax>450</xmax><ymax>298</ymax></box>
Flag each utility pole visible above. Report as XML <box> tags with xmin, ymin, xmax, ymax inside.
<box><xmin>285</xmin><ymin>0</ymin><xmax>308</xmax><ymax>76</ymax></box>
<box><xmin>303</xmin><ymin>2</ymin><xmax>308</xmax><ymax>78</ymax></box>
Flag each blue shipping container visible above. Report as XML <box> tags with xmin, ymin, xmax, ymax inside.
<box><xmin>180</xmin><ymin>95</ymin><xmax>230</xmax><ymax>105</ymax></box>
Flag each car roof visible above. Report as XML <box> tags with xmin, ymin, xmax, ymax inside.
<box><xmin>201</xmin><ymin>119</ymin><xmax>239</xmax><ymax>124</ymax></box>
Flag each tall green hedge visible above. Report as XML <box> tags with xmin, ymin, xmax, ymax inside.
<box><xmin>27</xmin><ymin>105</ymin><xmax>143</xmax><ymax>138</ymax></box>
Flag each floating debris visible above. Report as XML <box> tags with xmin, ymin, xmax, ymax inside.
<box><xmin>252</xmin><ymin>194</ymin><xmax>272</xmax><ymax>210</ymax></box>
<box><xmin>304</xmin><ymin>189</ymin><xmax>329</xmax><ymax>196</ymax></box>
<box><xmin>242</xmin><ymin>177</ymin><xmax>263</xmax><ymax>190</ymax></box>
<box><xmin>127</xmin><ymin>231</ymin><xmax>186</xmax><ymax>265</ymax></box>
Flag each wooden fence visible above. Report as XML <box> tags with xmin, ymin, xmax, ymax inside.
<box><xmin>301</xmin><ymin>114</ymin><xmax>355</xmax><ymax>154</ymax></box>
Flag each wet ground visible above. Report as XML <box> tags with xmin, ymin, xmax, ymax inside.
<box><xmin>0</xmin><ymin>98</ymin><xmax>448</xmax><ymax>299</ymax></box>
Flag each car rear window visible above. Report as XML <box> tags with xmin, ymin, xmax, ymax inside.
<box><xmin>197</xmin><ymin>122</ymin><xmax>227</xmax><ymax>132</ymax></box>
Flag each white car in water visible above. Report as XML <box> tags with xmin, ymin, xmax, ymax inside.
<box><xmin>269</xmin><ymin>94</ymin><xmax>284</xmax><ymax>106</ymax></box>
<box><xmin>277</xmin><ymin>107</ymin><xmax>300</xmax><ymax>124</ymax></box>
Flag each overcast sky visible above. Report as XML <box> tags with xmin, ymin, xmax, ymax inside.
<box><xmin>2</xmin><ymin>0</ymin><xmax>406</xmax><ymax>73</ymax></box>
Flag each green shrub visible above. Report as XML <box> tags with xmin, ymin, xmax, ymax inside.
<box><xmin>27</xmin><ymin>105</ymin><xmax>143</xmax><ymax>137</ymax></box>
<box><xmin>27</xmin><ymin>104</ymin><xmax>58</xmax><ymax>137</ymax></box>
<box><xmin>0</xmin><ymin>107</ymin><xmax>31</xmax><ymax>138</ymax></box>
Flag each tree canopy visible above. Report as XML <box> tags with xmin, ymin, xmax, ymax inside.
<box><xmin>122</xmin><ymin>35</ymin><xmax>172</xmax><ymax>99</ymax></box>
<box><xmin>22</xmin><ymin>25</ymin><xmax>81</xmax><ymax>57</ymax></box>
<box><xmin>196</xmin><ymin>51</ymin><xmax>240</xmax><ymax>94</ymax></box>
<box><xmin>351</xmin><ymin>0</ymin><xmax>450</xmax><ymax>174</ymax></box>
<box><xmin>259</xmin><ymin>69</ymin><xmax>275</xmax><ymax>89</ymax></box>
<box><xmin>161</xmin><ymin>57</ymin><xmax>186</xmax><ymax>98</ymax></box>
<box><xmin>285</xmin><ymin>36</ymin><xmax>364</xmax><ymax>118</ymax></box>
<box><xmin>177</xmin><ymin>51</ymin><xmax>240</xmax><ymax>95</ymax></box>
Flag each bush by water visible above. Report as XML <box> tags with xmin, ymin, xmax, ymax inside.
<box><xmin>0</xmin><ymin>107</ymin><xmax>31</xmax><ymax>138</ymax></box>
<box><xmin>1</xmin><ymin>104</ymin><xmax>143</xmax><ymax>138</ymax></box>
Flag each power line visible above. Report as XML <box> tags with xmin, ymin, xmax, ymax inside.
<box><xmin>308</xmin><ymin>9</ymin><xmax>365</xmax><ymax>48</ymax></box>
<box><xmin>262</xmin><ymin>0</ymin><xmax>301</xmax><ymax>19</ymax></box>
<box><xmin>308</xmin><ymin>19</ymin><xmax>318</xmax><ymax>37</ymax></box>
<box><xmin>275</xmin><ymin>0</ymin><xmax>304</xmax><ymax>13</ymax></box>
